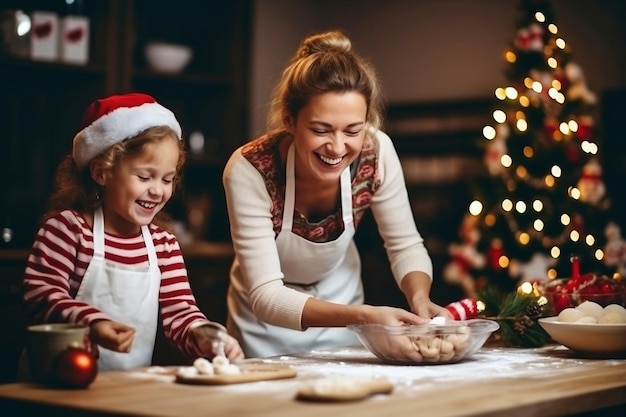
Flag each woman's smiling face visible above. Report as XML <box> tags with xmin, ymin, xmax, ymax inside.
<box><xmin>286</xmin><ymin>91</ymin><xmax>367</xmax><ymax>183</ymax></box>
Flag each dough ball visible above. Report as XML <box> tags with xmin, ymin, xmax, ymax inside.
<box><xmin>214</xmin><ymin>363</ymin><xmax>241</xmax><ymax>375</ymax></box>
<box><xmin>193</xmin><ymin>357</ymin><xmax>214</xmax><ymax>375</ymax></box>
<box><xmin>557</xmin><ymin>307</ymin><xmax>585</xmax><ymax>323</ymax></box>
<box><xmin>447</xmin><ymin>326</ymin><xmax>471</xmax><ymax>352</ymax></box>
<box><xmin>602</xmin><ymin>304</ymin><xmax>626</xmax><ymax>320</ymax></box>
<box><xmin>440</xmin><ymin>339</ymin><xmax>454</xmax><ymax>354</ymax></box>
<box><xmin>439</xmin><ymin>350</ymin><xmax>455</xmax><ymax>362</ymax></box>
<box><xmin>177</xmin><ymin>366</ymin><xmax>198</xmax><ymax>377</ymax></box>
<box><xmin>597</xmin><ymin>311</ymin><xmax>626</xmax><ymax>324</ymax></box>
<box><xmin>575</xmin><ymin>301</ymin><xmax>604</xmax><ymax>319</ymax></box>
<box><xmin>416</xmin><ymin>336</ymin><xmax>441</xmax><ymax>360</ymax></box>
<box><xmin>212</xmin><ymin>355</ymin><xmax>230</xmax><ymax>367</ymax></box>
<box><xmin>575</xmin><ymin>316</ymin><xmax>597</xmax><ymax>324</ymax></box>
<box><xmin>428</xmin><ymin>336</ymin><xmax>442</xmax><ymax>350</ymax></box>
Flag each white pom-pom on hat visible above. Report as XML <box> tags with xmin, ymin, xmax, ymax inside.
<box><xmin>72</xmin><ymin>92</ymin><xmax>182</xmax><ymax>168</ymax></box>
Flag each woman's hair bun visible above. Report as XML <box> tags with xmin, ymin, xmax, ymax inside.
<box><xmin>297</xmin><ymin>30</ymin><xmax>351</xmax><ymax>58</ymax></box>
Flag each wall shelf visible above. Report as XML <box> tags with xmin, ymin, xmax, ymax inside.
<box><xmin>0</xmin><ymin>0</ymin><xmax>252</xmax><ymax>382</ymax></box>
<box><xmin>0</xmin><ymin>0</ymin><xmax>252</xmax><ymax>248</ymax></box>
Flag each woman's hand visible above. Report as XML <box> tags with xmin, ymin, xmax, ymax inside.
<box><xmin>355</xmin><ymin>305</ymin><xmax>427</xmax><ymax>363</ymax></box>
<box><xmin>409</xmin><ymin>294</ymin><xmax>454</xmax><ymax>321</ymax></box>
<box><xmin>400</xmin><ymin>271</ymin><xmax>454</xmax><ymax>321</ymax></box>
<box><xmin>359</xmin><ymin>305</ymin><xmax>429</xmax><ymax>326</ymax></box>
<box><xmin>89</xmin><ymin>320</ymin><xmax>136</xmax><ymax>354</ymax></box>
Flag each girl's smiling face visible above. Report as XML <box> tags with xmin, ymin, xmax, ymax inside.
<box><xmin>285</xmin><ymin>91</ymin><xmax>367</xmax><ymax>183</ymax></box>
<box><xmin>94</xmin><ymin>136</ymin><xmax>180</xmax><ymax>235</ymax></box>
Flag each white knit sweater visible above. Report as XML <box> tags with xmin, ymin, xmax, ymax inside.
<box><xmin>222</xmin><ymin>129</ymin><xmax>432</xmax><ymax>331</ymax></box>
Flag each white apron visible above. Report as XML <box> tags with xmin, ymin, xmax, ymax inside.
<box><xmin>229</xmin><ymin>143</ymin><xmax>363</xmax><ymax>357</ymax></box>
<box><xmin>75</xmin><ymin>207</ymin><xmax>160</xmax><ymax>371</ymax></box>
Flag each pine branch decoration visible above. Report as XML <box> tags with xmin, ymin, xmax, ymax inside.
<box><xmin>477</xmin><ymin>286</ymin><xmax>550</xmax><ymax>348</ymax></box>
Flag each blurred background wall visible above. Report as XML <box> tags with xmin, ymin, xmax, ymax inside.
<box><xmin>250</xmin><ymin>0</ymin><xmax>626</xmax><ymax>137</ymax></box>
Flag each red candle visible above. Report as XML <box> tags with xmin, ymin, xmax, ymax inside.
<box><xmin>570</xmin><ymin>255</ymin><xmax>580</xmax><ymax>279</ymax></box>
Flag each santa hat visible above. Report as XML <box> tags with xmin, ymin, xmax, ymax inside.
<box><xmin>72</xmin><ymin>93</ymin><xmax>182</xmax><ymax>168</ymax></box>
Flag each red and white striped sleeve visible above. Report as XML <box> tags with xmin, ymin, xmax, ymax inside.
<box><xmin>22</xmin><ymin>210</ymin><xmax>111</xmax><ymax>325</ymax></box>
<box><xmin>152</xmin><ymin>226</ymin><xmax>211</xmax><ymax>359</ymax></box>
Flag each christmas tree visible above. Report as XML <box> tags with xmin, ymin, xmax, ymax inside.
<box><xmin>442</xmin><ymin>0</ymin><xmax>626</xmax><ymax>346</ymax></box>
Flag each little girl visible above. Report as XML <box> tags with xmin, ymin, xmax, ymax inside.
<box><xmin>22</xmin><ymin>93</ymin><xmax>243</xmax><ymax>371</ymax></box>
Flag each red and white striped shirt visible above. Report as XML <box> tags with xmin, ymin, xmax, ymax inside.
<box><xmin>23</xmin><ymin>209</ymin><xmax>211</xmax><ymax>360</ymax></box>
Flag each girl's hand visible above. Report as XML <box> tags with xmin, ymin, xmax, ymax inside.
<box><xmin>192</xmin><ymin>322</ymin><xmax>244</xmax><ymax>362</ymax></box>
<box><xmin>89</xmin><ymin>320</ymin><xmax>136</xmax><ymax>353</ymax></box>
<box><xmin>220</xmin><ymin>333</ymin><xmax>245</xmax><ymax>361</ymax></box>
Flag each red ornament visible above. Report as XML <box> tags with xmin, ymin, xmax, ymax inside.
<box><xmin>445</xmin><ymin>298</ymin><xmax>478</xmax><ymax>321</ymax></box>
<box><xmin>564</xmin><ymin>142</ymin><xmax>581</xmax><ymax>163</ymax></box>
<box><xmin>543</xmin><ymin>118</ymin><xmax>558</xmax><ymax>140</ymax></box>
<box><xmin>487</xmin><ymin>239</ymin><xmax>505</xmax><ymax>270</ymax></box>
<box><xmin>52</xmin><ymin>346</ymin><xmax>98</xmax><ymax>388</ymax></box>
<box><xmin>574</xmin><ymin>120</ymin><xmax>592</xmax><ymax>141</ymax></box>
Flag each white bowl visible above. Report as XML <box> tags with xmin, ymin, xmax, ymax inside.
<box><xmin>144</xmin><ymin>42</ymin><xmax>193</xmax><ymax>74</ymax></box>
<box><xmin>347</xmin><ymin>319</ymin><xmax>499</xmax><ymax>364</ymax></box>
<box><xmin>538</xmin><ymin>316</ymin><xmax>626</xmax><ymax>356</ymax></box>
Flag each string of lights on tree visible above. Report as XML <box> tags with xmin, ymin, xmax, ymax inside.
<box><xmin>442</xmin><ymin>0</ymin><xmax>625</xmax><ymax>347</ymax></box>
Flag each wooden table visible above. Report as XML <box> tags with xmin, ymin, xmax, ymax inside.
<box><xmin>1</xmin><ymin>345</ymin><xmax>625</xmax><ymax>417</ymax></box>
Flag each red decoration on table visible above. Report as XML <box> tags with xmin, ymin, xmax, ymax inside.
<box><xmin>543</xmin><ymin>255</ymin><xmax>626</xmax><ymax>314</ymax></box>
<box><xmin>445</xmin><ymin>298</ymin><xmax>478</xmax><ymax>321</ymax></box>
<box><xmin>52</xmin><ymin>345</ymin><xmax>98</xmax><ymax>388</ymax></box>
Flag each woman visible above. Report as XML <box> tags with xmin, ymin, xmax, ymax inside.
<box><xmin>223</xmin><ymin>30</ymin><xmax>451</xmax><ymax>358</ymax></box>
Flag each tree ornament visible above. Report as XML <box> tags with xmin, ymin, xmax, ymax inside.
<box><xmin>542</xmin><ymin>117</ymin><xmax>559</xmax><ymax>141</ymax></box>
<box><xmin>484</xmin><ymin>136</ymin><xmax>507</xmax><ymax>176</ymax></box>
<box><xmin>526</xmin><ymin>23</ymin><xmax>544</xmax><ymax>51</ymax></box>
<box><xmin>514</xmin><ymin>23</ymin><xmax>544</xmax><ymax>51</ymax></box>
<box><xmin>52</xmin><ymin>344</ymin><xmax>98</xmax><ymax>388</ymax></box>
<box><xmin>604</xmin><ymin>222</ymin><xmax>626</xmax><ymax>277</ymax></box>
<box><xmin>574</xmin><ymin>115</ymin><xmax>593</xmax><ymax>141</ymax></box>
<box><xmin>565</xmin><ymin>62</ymin><xmax>597</xmax><ymax>104</ymax></box>
<box><xmin>563</xmin><ymin>141</ymin><xmax>581</xmax><ymax>163</ymax></box>
<box><xmin>514</xmin><ymin>252</ymin><xmax>557</xmax><ymax>284</ymax></box>
<box><xmin>569</xmin><ymin>213</ymin><xmax>585</xmax><ymax>235</ymax></box>
<box><xmin>577</xmin><ymin>158</ymin><xmax>606</xmax><ymax>205</ymax></box>
<box><xmin>443</xmin><ymin>227</ymin><xmax>485</xmax><ymax>298</ymax></box>
<box><xmin>514</xmin><ymin>28</ymin><xmax>531</xmax><ymax>51</ymax></box>
<box><xmin>487</xmin><ymin>238</ymin><xmax>506</xmax><ymax>270</ymax></box>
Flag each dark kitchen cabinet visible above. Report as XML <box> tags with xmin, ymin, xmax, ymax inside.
<box><xmin>1</xmin><ymin>0</ymin><xmax>251</xmax><ymax>246</ymax></box>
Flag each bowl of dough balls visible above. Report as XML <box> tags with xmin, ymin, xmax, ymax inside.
<box><xmin>347</xmin><ymin>319</ymin><xmax>499</xmax><ymax>365</ymax></box>
<box><xmin>538</xmin><ymin>301</ymin><xmax>626</xmax><ymax>356</ymax></box>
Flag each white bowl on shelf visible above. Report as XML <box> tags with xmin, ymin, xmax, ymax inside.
<box><xmin>144</xmin><ymin>42</ymin><xmax>193</xmax><ymax>74</ymax></box>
